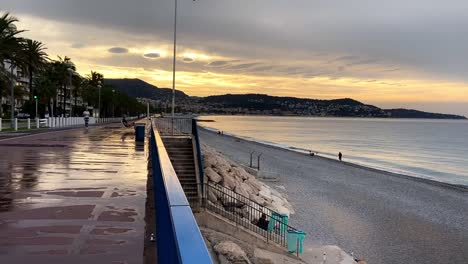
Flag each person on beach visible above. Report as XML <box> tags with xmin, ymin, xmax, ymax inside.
<box><xmin>338</xmin><ymin>152</ymin><xmax>343</xmax><ymax>161</ymax></box>
<box><xmin>256</xmin><ymin>213</ymin><xmax>269</xmax><ymax>230</ymax></box>
<box><xmin>83</xmin><ymin>110</ymin><xmax>90</xmax><ymax>128</ymax></box>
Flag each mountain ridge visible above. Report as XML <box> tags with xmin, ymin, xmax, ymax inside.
<box><xmin>105</xmin><ymin>78</ymin><xmax>466</xmax><ymax>119</ymax></box>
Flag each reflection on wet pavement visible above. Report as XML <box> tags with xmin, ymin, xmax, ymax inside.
<box><xmin>0</xmin><ymin>124</ymin><xmax>147</xmax><ymax>264</ymax></box>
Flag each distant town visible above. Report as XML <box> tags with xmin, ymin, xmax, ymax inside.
<box><xmin>106</xmin><ymin>79</ymin><xmax>467</xmax><ymax>120</ymax></box>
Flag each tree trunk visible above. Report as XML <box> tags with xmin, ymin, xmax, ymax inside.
<box><xmin>29</xmin><ymin>66</ymin><xmax>33</xmax><ymax>99</ymax></box>
<box><xmin>74</xmin><ymin>88</ymin><xmax>78</xmax><ymax>117</ymax></box>
<box><xmin>48</xmin><ymin>98</ymin><xmax>52</xmax><ymax>117</ymax></box>
<box><xmin>53</xmin><ymin>97</ymin><xmax>57</xmax><ymax>117</ymax></box>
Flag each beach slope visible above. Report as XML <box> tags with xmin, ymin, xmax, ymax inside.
<box><xmin>199</xmin><ymin>128</ymin><xmax>468</xmax><ymax>264</ymax></box>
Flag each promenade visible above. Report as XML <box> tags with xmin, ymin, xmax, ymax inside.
<box><xmin>0</xmin><ymin>124</ymin><xmax>148</xmax><ymax>264</ymax></box>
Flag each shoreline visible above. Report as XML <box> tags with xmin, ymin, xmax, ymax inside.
<box><xmin>199</xmin><ymin>126</ymin><xmax>468</xmax><ymax>264</ymax></box>
<box><xmin>199</xmin><ymin>126</ymin><xmax>468</xmax><ymax>192</ymax></box>
<box><xmin>196</xmin><ymin>113</ymin><xmax>468</xmax><ymax>121</ymax></box>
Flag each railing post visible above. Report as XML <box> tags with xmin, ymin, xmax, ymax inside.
<box><xmin>0</xmin><ymin>118</ymin><xmax>2</xmax><ymax>132</ymax></box>
<box><xmin>27</xmin><ymin>118</ymin><xmax>30</xmax><ymax>129</ymax></box>
<box><xmin>36</xmin><ymin>118</ymin><xmax>40</xmax><ymax>128</ymax></box>
<box><xmin>14</xmin><ymin>118</ymin><xmax>18</xmax><ymax>131</ymax></box>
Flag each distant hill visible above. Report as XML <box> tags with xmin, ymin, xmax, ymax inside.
<box><xmin>105</xmin><ymin>78</ymin><xmax>189</xmax><ymax>101</ymax></box>
<box><xmin>384</xmin><ymin>109</ymin><xmax>466</xmax><ymax>119</ymax></box>
<box><xmin>104</xmin><ymin>79</ymin><xmax>466</xmax><ymax>119</ymax></box>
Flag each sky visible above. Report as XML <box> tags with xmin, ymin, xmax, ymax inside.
<box><xmin>2</xmin><ymin>0</ymin><xmax>468</xmax><ymax>116</ymax></box>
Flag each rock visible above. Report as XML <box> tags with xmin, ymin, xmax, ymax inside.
<box><xmin>245</xmin><ymin>178</ymin><xmax>262</xmax><ymax>193</ymax></box>
<box><xmin>235</xmin><ymin>182</ymin><xmax>253</xmax><ymax>198</ymax></box>
<box><xmin>206</xmin><ymin>167</ymin><xmax>223</xmax><ymax>183</ymax></box>
<box><xmin>231</xmin><ymin>167</ymin><xmax>251</xmax><ymax>181</ymax></box>
<box><xmin>258</xmin><ymin>187</ymin><xmax>273</xmax><ymax>203</ymax></box>
<box><xmin>222</xmin><ymin>172</ymin><xmax>237</xmax><ymax>190</ymax></box>
<box><xmin>249</xmin><ymin>193</ymin><xmax>266</xmax><ymax>205</ymax></box>
<box><xmin>271</xmin><ymin>201</ymin><xmax>290</xmax><ymax>216</ymax></box>
<box><xmin>208</xmin><ymin>189</ymin><xmax>218</xmax><ymax>203</ymax></box>
<box><xmin>213</xmin><ymin>241</ymin><xmax>249</xmax><ymax>263</ymax></box>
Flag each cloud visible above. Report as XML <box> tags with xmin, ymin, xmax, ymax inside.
<box><xmin>143</xmin><ymin>52</ymin><xmax>160</xmax><ymax>59</ymax></box>
<box><xmin>5</xmin><ymin>0</ymin><xmax>468</xmax><ymax>115</ymax></box>
<box><xmin>108</xmin><ymin>47</ymin><xmax>128</xmax><ymax>54</ymax></box>
<box><xmin>208</xmin><ymin>61</ymin><xmax>229</xmax><ymax>67</ymax></box>
<box><xmin>71</xmin><ymin>42</ymin><xmax>85</xmax><ymax>48</ymax></box>
<box><xmin>183</xmin><ymin>57</ymin><xmax>194</xmax><ymax>62</ymax></box>
<box><xmin>228</xmin><ymin>63</ymin><xmax>260</xmax><ymax>70</ymax></box>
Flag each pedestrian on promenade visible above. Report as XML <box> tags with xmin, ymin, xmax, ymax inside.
<box><xmin>83</xmin><ymin>110</ymin><xmax>90</xmax><ymax>128</ymax></box>
<box><xmin>338</xmin><ymin>152</ymin><xmax>343</xmax><ymax>161</ymax></box>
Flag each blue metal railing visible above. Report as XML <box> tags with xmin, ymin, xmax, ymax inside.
<box><xmin>192</xmin><ymin>119</ymin><xmax>205</xmax><ymax>193</ymax></box>
<box><xmin>150</xmin><ymin>121</ymin><xmax>213</xmax><ymax>264</ymax></box>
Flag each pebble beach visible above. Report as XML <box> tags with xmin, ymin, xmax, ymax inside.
<box><xmin>199</xmin><ymin>127</ymin><xmax>468</xmax><ymax>264</ymax></box>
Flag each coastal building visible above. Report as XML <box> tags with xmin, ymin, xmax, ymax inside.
<box><xmin>1</xmin><ymin>60</ymin><xmax>31</xmax><ymax>116</ymax></box>
<box><xmin>1</xmin><ymin>60</ymin><xmax>87</xmax><ymax>117</ymax></box>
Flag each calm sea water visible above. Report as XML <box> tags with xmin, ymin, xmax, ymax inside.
<box><xmin>200</xmin><ymin>115</ymin><xmax>468</xmax><ymax>186</ymax></box>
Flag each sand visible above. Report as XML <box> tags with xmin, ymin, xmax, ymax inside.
<box><xmin>199</xmin><ymin>128</ymin><xmax>468</xmax><ymax>264</ymax></box>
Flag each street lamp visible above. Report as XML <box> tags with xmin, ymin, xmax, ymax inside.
<box><xmin>98</xmin><ymin>84</ymin><xmax>102</xmax><ymax>118</ymax></box>
<box><xmin>34</xmin><ymin>95</ymin><xmax>38</xmax><ymax>119</ymax></box>
<box><xmin>112</xmin><ymin>89</ymin><xmax>115</xmax><ymax>117</ymax></box>
<box><xmin>171</xmin><ymin>0</ymin><xmax>178</xmax><ymax>118</ymax></box>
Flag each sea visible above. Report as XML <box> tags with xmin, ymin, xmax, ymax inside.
<box><xmin>199</xmin><ymin>115</ymin><xmax>468</xmax><ymax>187</ymax></box>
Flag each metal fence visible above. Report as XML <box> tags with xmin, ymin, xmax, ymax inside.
<box><xmin>153</xmin><ymin>117</ymin><xmax>192</xmax><ymax>136</ymax></box>
<box><xmin>201</xmin><ymin>182</ymin><xmax>298</xmax><ymax>248</ymax></box>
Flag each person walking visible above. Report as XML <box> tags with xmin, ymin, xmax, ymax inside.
<box><xmin>83</xmin><ymin>109</ymin><xmax>90</xmax><ymax>128</ymax></box>
<box><xmin>338</xmin><ymin>152</ymin><xmax>343</xmax><ymax>161</ymax></box>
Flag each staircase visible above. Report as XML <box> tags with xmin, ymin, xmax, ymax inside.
<box><xmin>161</xmin><ymin>137</ymin><xmax>199</xmax><ymax>201</ymax></box>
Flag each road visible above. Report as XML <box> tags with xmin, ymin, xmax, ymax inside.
<box><xmin>200</xmin><ymin>129</ymin><xmax>468</xmax><ymax>264</ymax></box>
<box><xmin>0</xmin><ymin>124</ymin><xmax>148</xmax><ymax>264</ymax></box>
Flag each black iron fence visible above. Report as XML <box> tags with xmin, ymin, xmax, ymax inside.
<box><xmin>154</xmin><ymin>117</ymin><xmax>192</xmax><ymax>136</ymax></box>
<box><xmin>199</xmin><ymin>182</ymin><xmax>298</xmax><ymax>248</ymax></box>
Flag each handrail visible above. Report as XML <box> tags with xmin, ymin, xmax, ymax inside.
<box><xmin>154</xmin><ymin>117</ymin><xmax>192</xmax><ymax>136</ymax></box>
<box><xmin>192</xmin><ymin>119</ymin><xmax>205</xmax><ymax>193</ymax></box>
<box><xmin>202</xmin><ymin>181</ymin><xmax>300</xmax><ymax>248</ymax></box>
<box><xmin>150</xmin><ymin>120</ymin><xmax>213</xmax><ymax>264</ymax></box>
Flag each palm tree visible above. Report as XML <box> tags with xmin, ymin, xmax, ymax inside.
<box><xmin>34</xmin><ymin>63</ymin><xmax>58</xmax><ymax>116</ymax></box>
<box><xmin>0</xmin><ymin>12</ymin><xmax>23</xmax><ymax>118</ymax></box>
<box><xmin>86</xmin><ymin>71</ymin><xmax>104</xmax><ymax>116</ymax></box>
<box><xmin>71</xmin><ymin>74</ymin><xmax>83</xmax><ymax>116</ymax></box>
<box><xmin>19</xmin><ymin>39</ymin><xmax>48</xmax><ymax>99</ymax></box>
<box><xmin>88</xmin><ymin>71</ymin><xmax>104</xmax><ymax>87</ymax></box>
<box><xmin>51</xmin><ymin>56</ymin><xmax>75</xmax><ymax>116</ymax></box>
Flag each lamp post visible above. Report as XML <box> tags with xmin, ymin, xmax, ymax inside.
<box><xmin>112</xmin><ymin>89</ymin><xmax>115</xmax><ymax>117</ymax></box>
<box><xmin>68</xmin><ymin>68</ymin><xmax>73</xmax><ymax>116</ymax></box>
<box><xmin>10</xmin><ymin>63</ymin><xmax>15</xmax><ymax>128</ymax></box>
<box><xmin>98</xmin><ymin>84</ymin><xmax>102</xmax><ymax>118</ymax></box>
<box><xmin>34</xmin><ymin>95</ymin><xmax>38</xmax><ymax>119</ymax></box>
<box><xmin>171</xmin><ymin>0</ymin><xmax>178</xmax><ymax>118</ymax></box>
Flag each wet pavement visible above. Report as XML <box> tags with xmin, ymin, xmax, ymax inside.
<box><xmin>0</xmin><ymin>124</ymin><xmax>148</xmax><ymax>264</ymax></box>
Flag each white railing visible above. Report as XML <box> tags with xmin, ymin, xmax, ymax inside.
<box><xmin>0</xmin><ymin>116</ymin><xmax>139</xmax><ymax>131</ymax></box>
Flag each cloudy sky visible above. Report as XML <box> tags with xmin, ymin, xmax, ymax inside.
<box><xmin>3</xmin><ymin>0</ymin><xmax>468</xmax><ymax>115</ymax></box>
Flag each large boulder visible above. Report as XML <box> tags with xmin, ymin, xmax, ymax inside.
<box><xmin>205</xmin><ymin>167</ymin><xmax>223</xmax><ymax>183</ymax></box>
<box><xmin>213</xmin><ymin>240</ymin><xmax>249</xmax><ymax>263</ymax></box>
<box><xmin>235</xmin><ymin>182</ymin><xmax>254</xmax><ymax>198</ymax></box>
<box><xmin>249</xmin><ymin>193</ymin><xmax>266</xmax><ymax>205</ymax></box>
<box><xmin>231</xmin><ymin>167</ymin><xmax>251</xmax><ymax>181</ymax></box>
<box><xmin>222</xmin><ymin>172</ymin><xmax>237</xmax><ymax>190</ymax></box>
<box><xmin>208</xmin><ymin>189</ymin><xmax>218</xmax><ymax>203</ymax></box>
